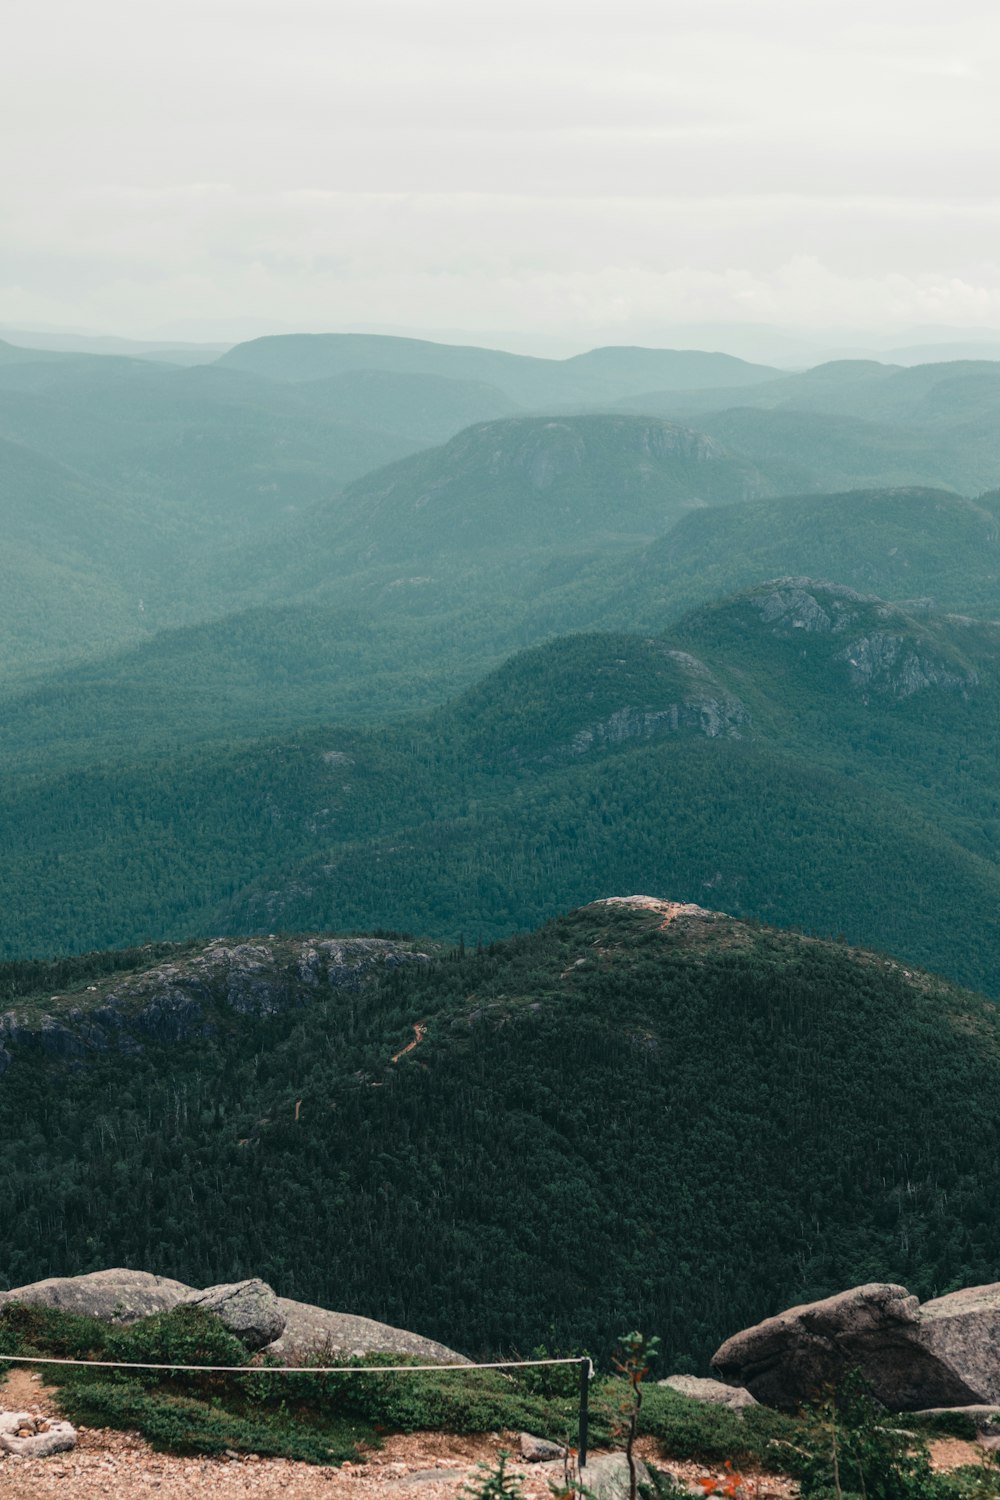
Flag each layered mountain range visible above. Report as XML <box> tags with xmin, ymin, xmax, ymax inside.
<box><xmin>6</xmin><ymin>325</ymin><xmax>1000</xmax><ymax>1370</ymax></box>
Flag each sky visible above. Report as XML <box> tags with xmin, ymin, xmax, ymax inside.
<box><xmin>4</xmin><ymin>0</ymin><xmax>1000</xmax><ymax>352</ymax></box>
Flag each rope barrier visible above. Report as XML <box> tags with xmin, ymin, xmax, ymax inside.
<box><xmin>0</xmin><ymin>1350</ymin><xmax>595</xmax><ymax>1465</ymax></box>
<box><xmin>0</xmin><ymin>1352</ymin><xmax>594</xmax><ymax>1377</ymax></box>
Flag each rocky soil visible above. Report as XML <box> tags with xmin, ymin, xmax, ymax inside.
<box><xmin>0</xmin><ymin>1370</ymin><xmax>798</xmax><ymax>1500</ymax></box>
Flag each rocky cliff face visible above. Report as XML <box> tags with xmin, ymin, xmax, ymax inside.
<box><xmin>563</xmin><ymin>648</ymin><xmax>750</xmax><ymax>756</ymax></box>
<box><xmin>747</xmin><ymin>579</ymin><xmax>980</xmax><ymax>700</ymax></box>
<box><xmin>0</xmin><ymin>936</ymin><xmax>430</xmax><ymax>1081</ymax></box>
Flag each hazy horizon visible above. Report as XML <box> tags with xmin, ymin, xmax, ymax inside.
<box><xmin>5</xmin><ymin>0</ymin><xmax>1000</xmax><ymax>349</ymax></box>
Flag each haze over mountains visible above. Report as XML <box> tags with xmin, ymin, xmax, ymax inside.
<box><xmin>3</xmin><ymin>333</ymin><xmax>1000</xmax><ymax>981</ymax></box>
<box><xmin>6</xmin><ymin>319</ymin><xmax>1000</xmax><ymax>1365</ymax></box>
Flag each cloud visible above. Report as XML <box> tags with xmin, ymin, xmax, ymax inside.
<box><xmin>3</xmin><ymin>0</ymin><xmax>1000</xmax><ymax>337</ymax></box>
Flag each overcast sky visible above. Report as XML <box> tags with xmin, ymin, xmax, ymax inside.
<box><xmin>4</xmin><ymin>0</ymin><xmax>1000</xmax><ymax>350</ymax></box>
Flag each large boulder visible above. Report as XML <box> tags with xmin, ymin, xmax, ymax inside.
<box><xmin>0</xmin><ymin>1267</ymin><xmax>465</xmax><ymax>1367</ymax></box>
<box><xmin>660</xmin><ymin>1374</ymin><xmax>758</xmax><ymax>1411</ymax></box>
<box><xmin>262</xmin><ymin>1298</ymin><xmax>468</xmax><ymax>1364</ymax></box>
<box><xmin>582</xmin><ymin>1453</ymin><xmax>652</xmax><ymax>1500</ymax></box>
<box><xmin>916</xmin><ymin>1285</ymin><xmax>1000</xmax><ymax>1404</ymax></box>
<box><xmin>181</xmin><ymin>1279</ymin><xmax>285</xmax><ymax>1351</ymax></box>
<box><xmin>0</xmin><ymin>1269</ymin><xmax>192</xmax><ymax>1324</ymax></box>
<box><xmin>711</xmin><ymin>1282</ymin><xmax>1000</xmax><ymax>1412</ymax></box>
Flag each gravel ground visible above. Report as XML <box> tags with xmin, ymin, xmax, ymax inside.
<box><xmin>18</xmin><ymin>1367</ymin><xmax>990</xmax><ymax>1500</ymax></box>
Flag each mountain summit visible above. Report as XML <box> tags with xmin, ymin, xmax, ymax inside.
<box><xmin>3</xmin><ymin>898</ymin><xmax>1000</xmax><ymax>1365</ymax></box>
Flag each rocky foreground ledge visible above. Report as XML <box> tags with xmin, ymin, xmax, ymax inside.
<box><xmin>0</xmin><ymin>1268</ymin><xmax>467</xmax><ymax>1364</ymax></box>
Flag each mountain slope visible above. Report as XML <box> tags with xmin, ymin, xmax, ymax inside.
<box><xmin>583</xmin><ymin>487</ymin><xmax>1000</xmax><ymax>632</ymax></box>
<box><xmin>3</xmin><ymin>899</ymin><xmax>1000</xmax><ymax>1366</ymax></box>
<box><xmin>238</xmin><ymin>415</ymin><xmax>781</xmax><ymax>585</ymax></box>
<box><xmin>3</xmin><ymin>586</ymin><xmax>1000</xmax><ymax>996</ymax></box>
<box><xmin>287</xmin><ymin>367</ymin><xmax>520</xmax><ymax>444</ymax></box>
<box><xmin>8</xmin><ymin>483</ymin><xmax>1000</xmax><ymax>769</ymax></box>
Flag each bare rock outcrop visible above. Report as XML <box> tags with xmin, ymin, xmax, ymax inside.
<box><xmin>0</xmin><ymin>1268</ymin><xmax>466</xmax><ymax>1366</ymax></box>
<box><xmin>583</xmin><ymin>1452</ymin><xmax>652</xmax><ymax>1500</ymax></box>
<box><xmin>0</xmin><ymin>1269</ymin><xmax>192</xmax><ymax>1323</ymax></box>
<box><xmin>519</xmin><ymin>1432</ymin><xmax>567</xmax><ymax>1461</ymax></box>
<box><xmin>916</xmin><ymin>1285</ymin><xmax>1000</xmax><ymax>1404</ymax></box>
<box><xmin>711</xmin><ymin>1281</ymin><xmax>1000</xmax><ymax>1411</ymax></box>
<box><xmin>263</xmin><ymin>1299</ymin><xmax>469</xmax><ymax>1364</ymax></box>
<box><xmin>181</xmin><ymin>1278</ymin><xmax>285</xmax><ymax>1351</ymax></box>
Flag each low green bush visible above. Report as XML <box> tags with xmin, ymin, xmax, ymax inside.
<box><xmin>910</xmin><ymin>1411</ymin><xmax>981</xmax><ymax>1442</ymax></box>
<box><xmin>638</xmin><ymin>1387</ymin><xmax>799</xmax><ymax>1468</ymax></box>
<box><xmin>57</xmin><ymin>1377</ymin><xmax>367</xmax><ymax>1465</ymax></box>
<box><xmin>245</xmin><ymin>1353</ymin><xmax>581</xmax><ymax>1443</ymax></box>
<box><xmin>102</xmin><ymin>1306</ymin><xmax>250</xmax><ymax>1389</ymax></box>
<box><xmin>0</xmin><ymin>1301</ymin><xmax>110</xmax><ymax>1361</ymax></box>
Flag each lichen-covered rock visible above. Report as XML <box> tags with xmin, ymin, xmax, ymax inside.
<box><xmin>712</xmin><ymin>1282</ymin><xmax>1000</xmax><ymax>1411</ymax></box>
<box><xmin>181</xmin><ymin>1279</ymin><xmax>285</xmax><ymax>1351</ymax></box>
<box><xmin>0</xmin><ymin>1269</ymin><xmax>192</xmax><ymax>1323</ymax></box>
<box><xmin>0</xmin><ymin>1413</ymin><xmax>77</xmax><ymax>1457</ymax></box>
<box><xmin>0</xmin><ymin>1267</ymin><xmax>464</xmax><ymax>1368</ymax></box>
<box><xmin>659</xmin><ymin>1374</ymin><xmax>758</xmax><ymax>1411</ymax></box>
<box><xmin>263</xmin><ymin>1298</ymin><xmax>468</xmax><ymax>1364</ymax></box>
<box><xmin>916</xmin><ymin>1285</ymin><xmax>1000</xmax><ymax>1404</ymax></box>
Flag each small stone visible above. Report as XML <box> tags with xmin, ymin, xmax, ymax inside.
<box><xmin>660</xmin><ymin>1374</ymin><xmax>758</xmax><ymax>1412</ymax></box>
<box><xmin>519</xmin><ymin>1432</ymin><xmax>566</xmax><ymax>1462</ymax></box>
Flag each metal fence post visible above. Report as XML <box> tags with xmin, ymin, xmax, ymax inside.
<box><xmin>578</xmin><ymin>1356</ymin><xmax>589</xmax><ymax>1468</ymax></box>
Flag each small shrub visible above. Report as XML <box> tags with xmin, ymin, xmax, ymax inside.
<box><xmin>932</xmin><ymin>1463</ymin><xmax>1000</xmax><ymax>1500</ymax></box>
<box><xmin>104</xmin><ymin>1306</ymin><xmax>249</xmax><ymax>1383</ymax></box>
<box><xmin>0</xmin><ymin>1302</ymin><xmax>111</xmax><ymax>1361</ymax></box>
<box><xmin>261</xmin><ymin>1353</ymin><xmax>576</xmax><ymax>1443</ymax></box>
<box><xmin>910</xmin><ymin>1412</ymin><xmax>981</xmax><ymax>1442</ymax></box>
<box><xmin>639</xmin><ymin>1387</ymin><xmax>798</xmax><ymax>1469</ymax></box>
<box><xmin>460</xmin><ymin>1450</ymin><xmax>525</xmax><ymax>1500</ymax></box>
<box><xmin>794</xmin><ymin>1372</ymin><xmax>937</xmax><ymax>1500</ymax></box>
<box><xmin>511</xmin><ymin>1347</ymin><xmax>586</xmax><ymax>1400</ymax></box>
<box><xmin>57</xmin><ymin>1378</ymin><xmax>366</xmax><ymax>1465</ymax></box>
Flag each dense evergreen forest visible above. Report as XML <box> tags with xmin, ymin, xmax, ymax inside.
<box><xmin>1</xmin><ymin>585</ymin><xmax>999</xmax><ymax>999</ymax></box>
<box><xmin>3</xmin><ymin>901</ymin><xmax>1000</xmax><ymax>1368</ymax></box>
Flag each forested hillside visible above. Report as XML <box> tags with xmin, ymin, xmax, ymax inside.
<box><xmin>3</xmin><ymin>898</ymin><xmax>1000</xmax><ymax>1368</ymax></box>
<box><xmin>3</xmin><ymin>583</ymin><xmax>1000</xmax><ymax>999</ymax></box>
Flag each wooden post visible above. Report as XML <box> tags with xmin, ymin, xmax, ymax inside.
<box><xmin>578</xmin><ymin>1357</ymin><xmax>589</xmax><ymax>1468</ymax></box>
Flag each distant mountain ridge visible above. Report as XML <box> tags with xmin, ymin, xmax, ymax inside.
<box><xmin>294</xmin><ymin>413</ymin><xmax>782</xmax><ymax>567</ymax></box>
<box><xmin>216</xmin><ymin>331</ymin><xmax>779</xmax><ymax>404</ymax></box>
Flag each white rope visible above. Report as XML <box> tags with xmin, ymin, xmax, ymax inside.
<box><xmin>0</xmin><ymin>1353</ymin><xmax>593</xmax><ymax>1377</ymax></box>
